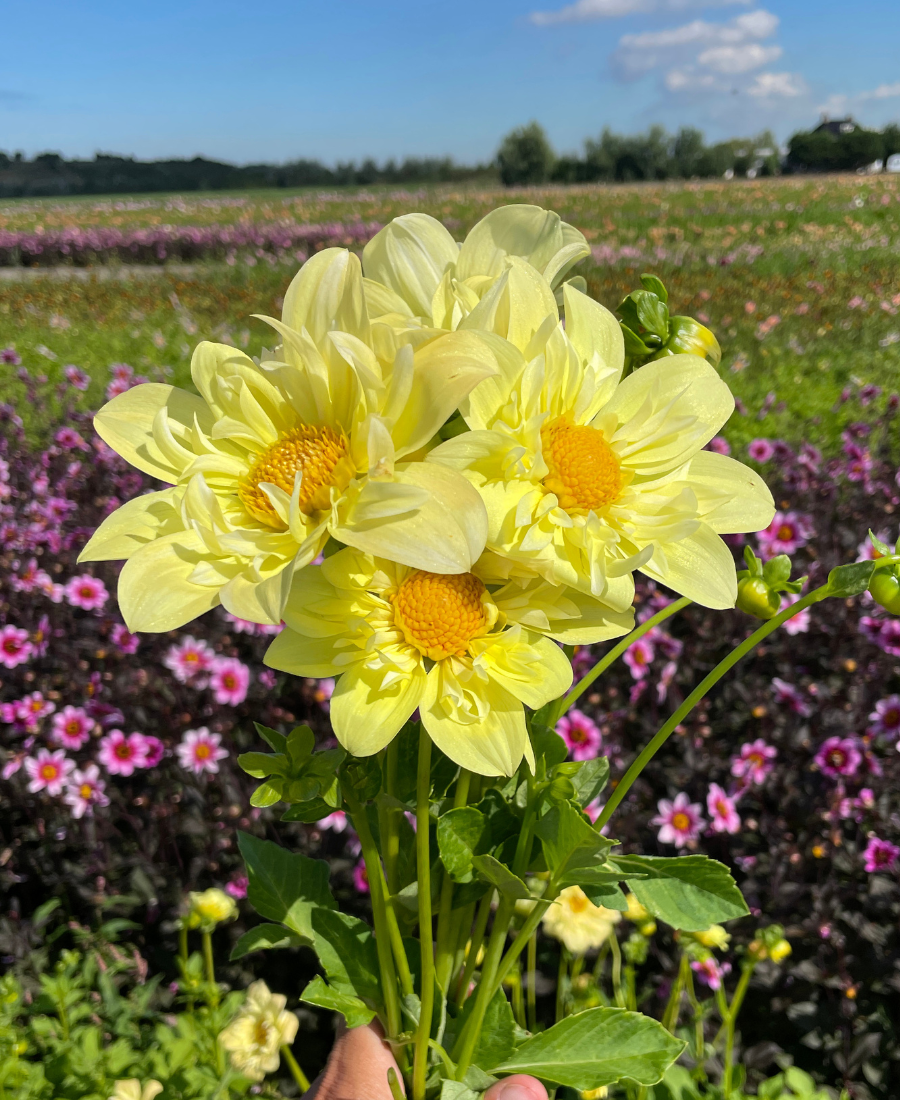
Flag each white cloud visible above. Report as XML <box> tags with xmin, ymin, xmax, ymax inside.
<box><xmin>861</xmin><ymin>82</ymin><xmax>900</xmax><ymax>102</ymax></box>
<box><xmin>529</xmin><ymin>0</ymin><xmax>748</xmax><ymax>27</ymax></box>
<box><xmin>817</xmin><ymin>82</ymin><xmax>900</xmax><ymax>118</ymax></box>
<box><xmin>746</xmin><ymin>71</ymin><xmax>807</xmax><ymax>98</ymax></box>
<box><xmin>697</xmin><ymin>43</ymin><xmax>781</xmax><ymax>73</ymax></box>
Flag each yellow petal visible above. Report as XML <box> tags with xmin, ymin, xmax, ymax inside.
<box><xmin>685</xmin><ymin>451</ymin><xmax>775</xmax><ymax>533</ymax></box>
<box><xmin>641</xmin><ymin>523</ymin><xmax>738</xmax><ymax>609</ymax></box>
<box><xmin>264</xmin><ymin>628</ymin><xmax>347</xmax><ymax>677</ymax></box>
<box><xmin>363</xmin><ymin>214</ymin><xmax>459</xmax><ymax>320</ymax></box>
<box><xmin>220</xmin><ymin>565</ymin><xmax>295</xmax><ymax>626</ymax></box>
<box><xmin>455</xmin><ymin>205</ymin><xmax>589</xmax><ymax>286</ymax></box>
<box><xmin>281</xmin><ymin>248</ymin><xmax>369</xmax><ymax>346</ymax></box>
<box><xmin>117</xmin><ymin>531</ymin><xmax>220</xmax><ymax>632</ymax></box>
<box><xmin>479</xmin><ymin>633</ymin><xmax>572</xmax><ymax>710</ymax></box>
<box><xmin>330</xmin><ymin>664</ymin><xmax>427</xmax><ymax>756</ymax></box>
<box><xmin>78</xmin><ymin>488</ymin><xmax>181</xmax><ymax>562</ymax></box>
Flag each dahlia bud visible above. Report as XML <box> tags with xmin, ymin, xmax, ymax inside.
<box><xmin>652</xmin><ymin>315</ymin><xmax>722</xmax><ymax>369</ymax></box>
<box><xmin>618</xmin><ymin>274</ymin><xmax>722</xmax><ymax>373</ymax></box>
<box><xmin>736</xmin><ymin>547</ymin><xmax>804</xmax><ymax>620</ymax></box>
<box><xmin>866</xmin><ymin>531</ymin><xmax>900</xmax><ymax>614</ymax></box>
<box><xmin>186</xmin><ymin>887</ymin><xmax>238</xmax><ymax>930</ymax></box>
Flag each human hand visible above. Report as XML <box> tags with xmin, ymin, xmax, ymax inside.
<box><xmin>303</xmin><ymin>1022</ymin><xmax>548</xmax><ymax>1100</ymax></box>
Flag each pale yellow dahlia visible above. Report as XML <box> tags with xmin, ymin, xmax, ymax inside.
<box><xmin>264</xmin><ymin>546</ymin><xmax>630</xmax><ymax>776</ymax></box>
<box><xmin>542</xmin><ymin>886</ymin><xmax>621</xmax><ymax>955</ymax></box>
<box><xmin>187</xmin><ymin>887</ymin><xmax>237</xmax><ymax>929</ymax></box>
<box><xmin>429</xmin><ymin>282</ymin><xmax>775</xmax><ymax>609</ymax></box>
<box><xmin>108</xmin><ymin>1082</ymin><xmax>162</xmax><ymax>1100</ymax></box>
<box><xmin>79</xmin><ymin>248</ymin><xmax>497</xmax><ymax>631</ymax></box>
<box><xmin>218</xmin><ymin>980</ymin><xmax>299</xmax><ymax>1082</ymax></box>
<box><xmin>362</xmin><ymin>204</ymin><xmax>589</xmax><ymax>333</ymax></box>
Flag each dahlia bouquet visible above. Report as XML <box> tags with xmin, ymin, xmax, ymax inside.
<box><xmin>80</xmin><ymin>205</ymin><xmax>897</xmax><ymax>1097</ymax></box>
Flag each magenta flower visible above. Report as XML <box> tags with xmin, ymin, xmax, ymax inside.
<box><xmin>142</xmin><ymin>736</ymin><xmax>165</xmax><ymax>767</ymax></box>
<box><xmin>111</xmin><ymin>624</ymin><xmax>140</xmax><ymax>654</ymax></box>
<box><xmin>863</xmin><ymin>836</ymin><xmax>900</xmax><ymax>874</ymax></box>
<box><xmin>18</xmin><ymin>691</ymin><xmax>55</xmax><ymax>727</ymax></box>
<box><xmin>317</xmin><ymin>810</ymin><xmax>349</xmax><ymax>833</ymax></box>
<box><xmin>781</xmin><ymin>593</ymin><xmax>810</xmax><ymax>635</ymax></box>
<box><xmin>691</xmin><ymin>957</ymin><xmax>731</xmax><ymax>991</ymax></box>
<box><xmin>163</xmin><ymin>636</ymin><xmax>216</xmax><ymax>683</ymax></box>
<box><xmin>353</xmin><ymin>860</ymin><xmax>370</xmax><ymax>894</ymax></box>
<box><xmin>731</xmin><ymin>739</ymin><xmax>777</xmax><ymax>786</ymax></box>
<box><xmin>771</xmin><ymin>677</ymin><xmax>812</xmax><ymax>717</ymax></box>
<box><xmin>110</xmin><ymin>362</ymin><xmax>134</xmax><ymax>382</ymax></box>
<box><xmin>0</xmin><ymin>625</ymin><xmax>33</xmax><ymax>668</ymax></box>
<box><xmin>51</xmin><ymin>705</ymin><xmax>93</xmax><ymax>750</ymax></box>
<box><xmin>748</xmin><ymin>438</ymin><xmax>776</xmax><ymax>463</ymax></box>
<box><xmin>707</xmin><ymin>783</ymin><xmax>741</xmax><ymax>834</ymax></box>
<box><xmin>815</xmin><ymin>736</ymin><xmax>862</xmax><ymax>779</ymax></box>
<box><xmin>97</xmin><ymin>730</ymin><xmax>149</xmax><ymax>776</ymax></box>
<box><xmin>656</xmin><ymin>659</ymin><xmax>678</xmax><ymax>703</ymax></box>
<box><xmin>757</xmin><ymin>510</ymin><xmax>814</xmax><ymax>559</ymax></box>
<box><xmin>175</xmin><ymin>727</ymin><xmax>228</xmax><ymax>775</ymax></box>
<box><xmin>209</xmin><ymin>657</ymin><xmax>250</xmax><ymax>706</ymax></box>
<box><xmin>651</xmin><ymin>792</ymin><xmax>705</xmax><ymax>848</ymax></box>
<box><xmin>222</xmin><ymin>611</ymin><xmax>282</xmax><ymax>637</ymax></box>
<box><xmin>707</xmin><ymin>436</ymin><xmax>731</xmax><ymax>455</ymax></box>
<box><xmin>868</xmin><ymin>695</ymin><xmax>900</xmax><ymax>740</ymax></box>
<box><xmin>225</xmin><ymin>875</ymin><xmax>249</xmax><ymax>899</ymax></box>
<box><xmin>64</xmin><ymin>764</ymin><xmax>109</xmax><ymax>818</ymax></box>
<box><xmin>64</xmin><ymin>574</ymin><xmax>109</xmax><ymax>611</ymax></box>
<box><xmin>64</xmin><ymin>364</ymin><xmax>90</xmax><ymax>390</ymax></box>
<box><xmin>258</xmin><ymin>668</ymin><xmax>277</xmax><ymax>689</ymax></box>
<box><xmin>556</xmin><ymin>709</ymin><xmax>602</xmax><ymax>761</ymax></box>
<box><xmin>54</xmin><ymin>428</ymin><xmax>89</xmax><ymax>452</ymax></box>
<box><xmin>1</xmin><ymin>347</ymin><xmax>22</xmax><ymax>366</ymax></box>
<box><xmin>25</xmin><ymin>748</ymin><xmax>75</xmax><ymax>796</ymax></box>
<box><xmin>623</xmin><ymin>637</ymin><xmax>655</xmax><ymax>680</ymax></box>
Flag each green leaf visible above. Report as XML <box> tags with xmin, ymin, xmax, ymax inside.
<box><xmin>238</xmin><ymin>831</ymin><xmax>335</xmax><ymax>942</ymax></box>
<box><xmin>531</xmin><ymin>727</ymin><xmax>569</xmax><ymax>766</ymax></box>
<box><xmin>762</xmin><ymin>554</ymin><xmax>792</xmax><ymax>586</ymax></box>
<box><xmin>465</xmin><ymin>988</ymin><xmax>525</xmax><ymax>1071</ymax></box>
<box><xmin>570</xmin><ymin>757</ymin><xmax>610</xmax><ymax>808</ymax></box>
<box><xmin>640</xmin><ymin>273</ymin><xmax>668</xmax><ymax>303</ymax></box>
<box><xmin>439</xmin><ymin>1083</ymin><xmax>479</xmax><ymax>1100</ymax></box>
<box><xmin>301</xmin><ymin>976</ymin><xmax>376</xmax><ymax>1029</ymax></box>
<box><xmin>827</xmin><ymin>560</ymin><xmax>875</xmax><ymax>598</ymax></box>
<box><xmin>229</xmin><ymin>923</ymin><xmax>303</xmax><ymax>961</ymax></box>
<box><xmin>310</xmin><ymin>908</ymin><xmax>381</xmax><ymax>1003</ymax></box>
<box><xmin>237</xmin><ymin>751</ymin><xmax>286</xmax><ymax>779</ymax></box>
<box><xmin>254</xmin><ymin>722</ymin><xmax>286</xmax><ymax>754</ymax></box>
<box><xmin>583</xmin><ymin>883</ymin><xmax>629</xmax><ymax>910</ymax></box>
<box><xmin>249</xmin><ymin>780</ymin><xmax>283</xmax><ymax>808</ymax></box>
<box><xmin>610</xmin><ymin>854</ymin><xmax>748</xmax><ymax>931</ymax></box>
<box><xmin>281</xmin><ymin>797</ymin><xmax>333</xmax><ymax>822</ymax></box>
<box><xmin>472</xmin><ymin>855</ymin><xmax>532</xmax><ymax>900</ymax></box>
<box><xmin>287</xmin><ymin>725</ymin><xmax>316</xmax><ymax>769</ymax></box>
<box><xmin>535</xmin><ymin>802</ymin><xmax>610</xmax><ymax>882</ymax></box>
<box><xmin>437</xmin><ymin>807</ymin><xmax>491</xmax><ymax>883</ymax></box>
<box><xmin>488</xmin><ymin>1006</ymin><xmax>685</xmax><ymax>1089</ymax></box>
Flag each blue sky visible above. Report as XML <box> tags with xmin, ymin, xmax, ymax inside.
<box><xmin>2</xmin><ymin>0</ymin><xmax>899</xmax><ymax>164</ymax></box>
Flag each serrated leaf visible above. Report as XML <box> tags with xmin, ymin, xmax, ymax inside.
<box><xmin>310</xmin><ymin>908</ymin><xmax>381</xmax><ymax>1004</ymax></box>
<box><xmin>437</xmin><ymin>807</ymin><xmax>491</xmax><ymax>883</ymax></box>
<box><xmin>254</xmin><ymin>723</ymin><xmax>286</xmax><ymax>754</ymax></box>
<box><xmin>610</xmin><ymin>854</ymin><xmax>748</xmax><ymax>931</ymax></box>
<box><xmin>229</xmin><ymin>923</ymin><xmax>302</xmax><ymax>960</ymax></box>
<box><xmin>531</xmin><ymin>727</ymin><xmax>569</xmax><ymax>766</ymax></box>
<box><xmin>570</xmin><ymin>757</ymin><xmax>610</xmax><ymax>808</ymax></box>
<box><xmin>301</xmin><ymin>975</ymin><xmax>375</xmax><ymax>1029</ymax></box>
<box><xmin>535</xmin><ymin>802</ymin><xmax>610</xmax><ymax>881</ymax></box>
<box><xmin>238</xmin><ymin>831</ymin><xmax>335</xmax><ymax>941</ymax></box>
<box><xmin>472</xmin><ymin>855</ymin><xmax>532</xmax><ymax>900</ymax></box>
<box><xmin>827</xmin><ymin>560</ymin><xmax>875</xmax><ymax>598</ymax></box>
<box><xmin>440</xmin><ymin>1083</ymin><xmax>479</xmax><ymax>1100</ymax></box>
<box><xmin>583</xmin><ymin>883</ymin><xmax>629</xmax><ymax>910</ymax></box>
<box><xmin>488</xmin><ymin>1006</ymin><xmax>684</xmax><ymax>1089</ymax></box>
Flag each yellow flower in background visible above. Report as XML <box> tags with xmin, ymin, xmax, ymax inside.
<box><xmin>430</xmin><ymin>282</ymin><xmax>775</xmax><ymax>609</ymax></box>
<box><xmin>770</xmin><ymin>938</ymin><xmax>792</xmax><ymax>963</ymax></box>
<box><xmin>694</xmin><ymin>924</ymin><xmax>731</xmax><ymax>951</ymax></box>
<box><xmin>109</xmin><ymin>1082</ymin><xmax>162</xmax><ymax>1100</ymax></box>
<box><xmin>265</xmin><ymin>546</ymin><xmax>630</xmax><ymax>776</ymax></box>
<box><xmin>187</xmin><ymin>887</ymin><xmax>237</xmax><ymax>929</ymax></box>
<box><xmin>542</xmin><ymin>886</ymin><xmax>621</xmax><ymax>955</ymax></box>
<box><xmin>80</xmin><ymin>248</ymin><xmax>497</xmax><ymax>631</ymax></box>
<box><xmin>362</xmin><ymin>203</ymin><xmax>589</xmax><ymax>334</ymax></box>
<box><xmin>218</xmin><ymin>980</ymin><xmax>299</xmax><ymax>1082</ymax></box>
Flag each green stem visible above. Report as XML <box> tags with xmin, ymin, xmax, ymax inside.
<box><xmin>554</xmin><ymin>597</ymin><xmax>691</xmax><ymax>720</ymax></box>
<box><xmin>722</xmin><ymin>963</ymin><xmax>754</xmax><ymax>1097</ymax></box>
<box><xmin>683</xmin><ymin>963</ymin><xmax>705</xmax><ymax>1070</ymax></box>
<box><xmin>609</xmin><ymin>932</ymin><xmax>626</xmax><ymax>1009</ymax></box>
<box><xmin>493</xmin><ymin>884</ymin><xmax>560</xmax><ymax>993</ymax></box>
<box><xmin>625</xmin><ymin>962</ymin><xmax>637</xmax><ymax>1012</ymax></box>
<box><xmin>455</xmin><ymin>889</ymin><xmax>494</xmax><ymax>1006</ymax></box>
<box><xmin>662</xmin><ymin>954</ymin><xmax>689</xmax><ymax>1033</ymax></box>
<box><xmin>201</xmin><ymin>930</ymin><xmax>219</xmax><ymax>1007</ymax></box>
<box><xmin>597</xmin><ymin>585</ymin><xmax>829</xmax><ymax>830</ymax></box>
<box><xmin>526</xmin><ymin>932</ymin><xmax>538</xmax><ymax>1033</ymax></box>
<box><xmin>387</xmin><ymin>1068</ymin><xmax>405</xmax><ymax>1100</ymax></box>
<box><xmin>435</xmin><ymin>770</ymin><xmax>472</xmax><ymax>990</ymax></box>
<box><xmin>384</xmin><ymin>739</ymin><xmax>401</xmax><ymax>896</ymax></box>
<box><xmin>179</xmin><ymin>924</ymin><xmax>195</xmax><ymax>1016</ymax></box>
<box><xmin>510</xmin><ymin>962</ymin><xmax>526</xmax><ymax>1029</ymax></box>
<box><xmin>346</xmin><ymin>788</ymin><xmax>403</xmax><ymax>1043</ymax></box>
<box><xmin>413</xmin><ymin>727</ymin><xmax>435</xmax><ymax>1100</ymax></box>
<box><xmin>555</xmin><ymin>949</ymin><xmax>569</xmax><ymax>1022</ymax></box>
<box><xmin>281</xmin><ymin>1044</ymin><xmax>310</xmax><ymax>1092</ymax></box>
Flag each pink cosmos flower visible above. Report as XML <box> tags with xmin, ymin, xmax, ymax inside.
<box><xmin>771</xmin><ymin>677</ymin><xmax>812</xmax><ymax>717</ymax></box>
<box><xmin>2</xmin><ymin>753</ymin><xmax>25</xmax><ymax>779</ymax></box>
<box><xmin>1</xmin><ymin>347</ymin><xmax>22</xmax><ymax>365</ymax></box>
<box><xmin>51</xmin><ymin>705</ymin><xmax>93</xmax><ymax>750</ymax></box>
<box><xmin>18</xmin><ymin>691</ymin><xmax>55</xmax><ymax>726</ymax></box>
<box><xmin>175</xmin><ymin>727</ymin><xmax>228</xmax><ymax>774</ymax></box>
<box><xmin>64</xmin><ymin>764</ymin><xmax>109</xmax><ymax>819</ymax></box>
<box><xmin>623</xmin><ymin>637</ymin><xmax>655</xmax><ymax>680</ymax></box>
<box><xmin>317</xmin><ymin>810</ymin><xmax>349</xmax><ymax>833</ymax></box>
<box><xmin>258</xmin><ymin>669</ymin><xmax>277</xmax><ymax>689</ymax></box>
<box><xmin>0</xmin><ymin>625</ymin><xmax>33</xmax><ymax>668</ymax></box>
<box><xmin>556</xmin><ymin>709</ymin><xmax>602</xmax><ymax>761</ymax></box>
<box><xmin>707</xmin><ymin>436</ymin><xmax>731</xmax><ymax>455</ymax></box>
<box><xmin>64</xmin><ymin>575</ymin><xmax>109</xmax><ymax>611</ymax></box>
<box><xmin>25</xmin><ymin>748</ymin><xmax>75</xmax><ymax>796</ymax></box>
<box><xmin>757</xmin><ymin>511</ymin><xmax>814</xmax><ymax>560</ymax></box>
<box><xmin>780</xmin><ymin>593</ymin><xmax>810</xmax><ymax>635</ymax></box>
<box><xmin>353</xmin><ymin>860</ymin><xmax>370</xmax><ymax>894</ymax></box>
<box><xmin>651</xmin><ymin>792</ymin><xmax>705</xmax><ymax>848</ymax></box>
<box><xmin>862</xmin><ymin>836</ymin><xmax>900</xmax><ymax>874</ymax></box>
<box><xmin>868</xmin><ymin>695</ymin><xmax>900</xmax><ymax>740</ymax></box>
<box><xmin>691</xmin><ymin>957</ymin><xmax>731</xmax><ymax>991</ymax></box>
<box><xmin>731</xmin><ymin>739</ymin><xmax>777</xmax><ymax>786</ymax></box>
<box><xmin>97</xmin><ymin>730</ymin><xmax>149</xmax><ymax>776</ymax></box>
<box><xmin>747</xmin><ymin>438</ymin><xmax>775</xmax><ymax>463</ymax></box>
<box><xmin>54</xmin><ymin>428</ymin><xmax>89</xmax><ymax>452</ymax></box>
<box><xmin>64</xmin><ymin>365</ymin><xmax>90</xmax><ymax>390</ymax></box>
<box><xmin>209</xmin><ymin>657</ymin><xmax>250</xmax><ymax>705</ymax></box>
<box><xmin>163</xmin><ymin>636</ymin><xmax>216</xmax><ymax>683</ymax></box>
<box><xmin>707</xmin><ymin>783</ymin><xmax>741</xmax><ymax>834</ymax></box>
<box><xmin>815</xmin><ymin>736</ymin><xmax>862</xmax><ymax>779</ymax></box>
<box><xmin>225</xmin><ymin>875</ymin><xmax>249</xmax><ymax>900</ymax></box>
<box><xmin>222</xmin><ymin>611</ymin><xmax>282</xmax><ymax>636</ymax></box>
<box><xmin>141</xmin><ymin>736</ymin><xmax>165</xmax><ymax>767</ymax></box>
<box><xmin>110</xmin><ymin>362</ymin><xmax>134</xmax><ymax>382</ymax></box>
<box><xmin>110</xmin><ymin>624</ymin><xmax>140</xmax><ymax>654</ymax></box>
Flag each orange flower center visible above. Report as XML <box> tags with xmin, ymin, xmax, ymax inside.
<box><xmin>239</xmin><ymin>424</ymin><xmax>354</xmax><ymax>528</ymax></box>
<box><xmin>40</xmin><ymin>764</ymin><xmax>58</xmax><ymax>780</ymax></box>
<box><xmin>541</xmin><ymin>416</ymin><xmax>622</xmax><ymax>513</ymax></box>
<box><xmin>777</xmin><ymin>524</ymin><xmax>794</xmax><ymax>541</ymax></box>
<box><xmin>672</xmin><ymin>812</ymin><xmax>691</xmax><ymax>831</ymax></box>
<box><xmin>80</xmin><ymin>783</ymin><xmax>93</xmax><ymax>799</ymax></box>
<box><xmin>568</xmin><ymin>891</ymin><xmax>590</xmax><ymax>914</ymax></box>
<box><xmin>392</xmin><ymin>570</ymin><xmax>487</xmax><ymax>661</ymax></box>
<box><xmin>195</xmin><ymin>743</ymin><xmax>211</xmax><ymax>759</ymax></box>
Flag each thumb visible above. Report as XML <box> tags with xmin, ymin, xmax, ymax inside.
<box><xmin>484</xmin><ymin>1075</ymin><xmax>548</xmax><ymax>1100</ymax></box>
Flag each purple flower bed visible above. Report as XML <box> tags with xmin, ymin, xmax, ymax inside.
<box><xmin>0</xmin><ymin>219</ymin><xmax>383</xmax><ymax>267</ymax></box>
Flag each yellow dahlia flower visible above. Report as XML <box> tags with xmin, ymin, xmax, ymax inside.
<box><xmin>79</xmin><ymin>248</ymin><xmax>497</xmax><ymax>631</ymax></box>
<box><xmin>542</xmin><ymin>886</ymin><xmax>621</xmax><ymax>955</ymax></box>
<box><xmin>108</xmin><ymin>1082</ymin><xmax>162</xmax><ymax>1100</ymax></box>
<box><xmin>218</xmin><ymin>980</ymin><xmax>299</xmax><ymax>1082</ymax></box>
<box><xmin>264</xmin><ymin>546</ymin><xmax>629</xmax><ymax>776</ymax></box>
<box><xmin>362</xmin><ymin>204</ymin><xmax>589</xmax><ymax>333</ymax></box>
<box><xmin>187</xmin><ymin>887</ymin><xmax>237</xmax><ymax>929</ymax></box>
<box><xmin>429</xmin><ymin>283</ymin><xmax>775</xmax><ymax>609</ymax></box>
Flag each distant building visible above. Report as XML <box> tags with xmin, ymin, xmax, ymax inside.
<box><xmin>814</xmin><ymin>116</ymin><xmax>857</xmax><ymax>136</ymax></box>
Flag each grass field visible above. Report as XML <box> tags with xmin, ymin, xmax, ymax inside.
<box><xmin>2</xmin><ymin>174</ymin><xmax>899</xmax><ymax>454</ymax></box>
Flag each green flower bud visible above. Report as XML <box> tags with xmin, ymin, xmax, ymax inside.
<box><xmin>870</xmin><ymin>570</ymin><xmax>900</xmax><ymax>615</ymax></box>
<box><xmin>736</xmin><ymin>576</ymin><xmax>782</xmax><ymax>620</ymax></box>
<box><xmin>651</xmin><ymin>316</ymin><xmax>722</xmax><ymax>368</ymax></box>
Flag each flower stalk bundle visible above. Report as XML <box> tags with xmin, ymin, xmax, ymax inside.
<box><xmin>81</xmin><ymin>204</ymin><xmax>898</xmax><ymax>1098</ymax></box>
